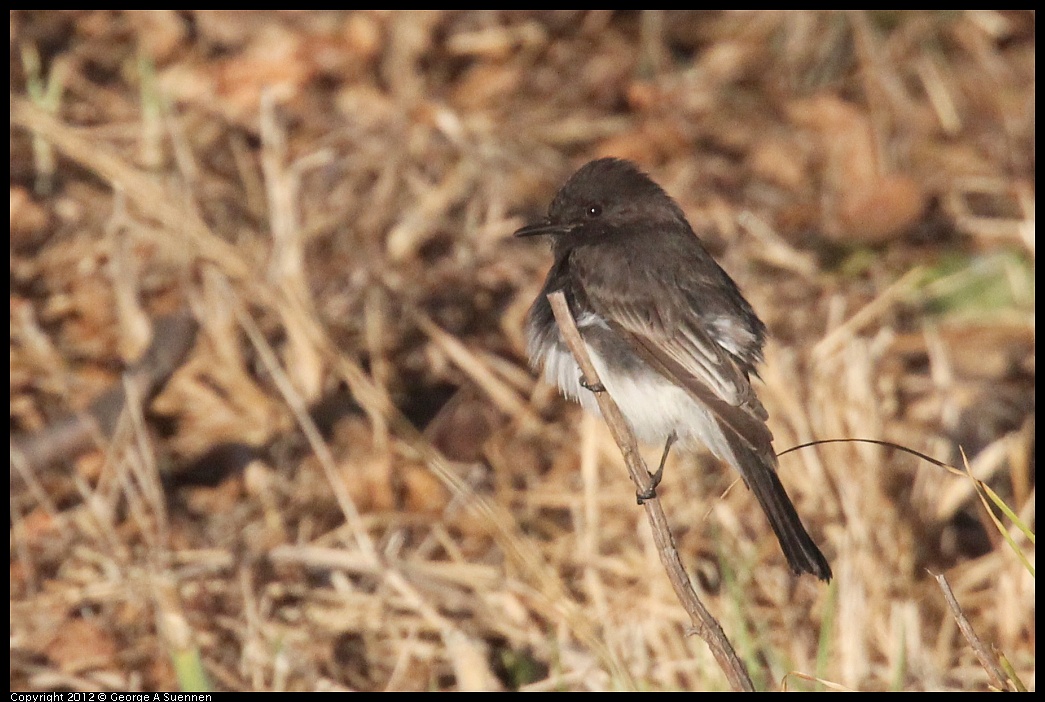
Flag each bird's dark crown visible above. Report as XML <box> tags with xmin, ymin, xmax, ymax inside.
<box><xmin>514</xmin><ymin>158</ymin><xmax>687</xmax><ymax>241</ymax></box>
<box><xmin>549</xmin><ymin>158</ymin><xmax>686</xmax><ymax>229</ymax></box>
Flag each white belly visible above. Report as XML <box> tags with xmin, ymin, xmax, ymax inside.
<box><xmin>536</xmin><ymin>339</ymin><xmax>734</xmax><ymax>463</ymax></box>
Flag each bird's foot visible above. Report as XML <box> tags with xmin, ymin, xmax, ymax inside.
<box><xmin>579</xmin><ymin>376</ymin><xmax>605</xmax><ymax>393</ymax></box>
<box><xmin>636</xmin><ymin>432</ymin><xmax>676</xmax><ymax>504</ymax></box>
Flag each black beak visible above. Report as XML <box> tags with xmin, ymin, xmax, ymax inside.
<box><xmin>514</xmin><ymin>219</ymin><xmax>568</xmax><ymax>238</ymax></box>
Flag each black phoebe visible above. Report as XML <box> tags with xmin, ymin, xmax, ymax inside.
<box><xmin>516</xmin><ymin>158</ymin><xmax>831</xmax><ymax>581</ymax></box>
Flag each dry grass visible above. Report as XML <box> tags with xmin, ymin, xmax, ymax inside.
<box><xmin>10</xmin><ymin>11</ymin><xmax>1034</xmax><ymax>691</ymax></box>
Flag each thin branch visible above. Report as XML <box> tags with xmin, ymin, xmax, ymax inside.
<box><xmin>933</xmin><ymin>572</ymin><xmax>1010</xmax><ymax>691</ymax></box>
<box><xmin>547</xmin><ymin>291</ymin><xmax>755</xmax><ymax>692</ymax></box>
<box><xmin>10</xmin><ymin>310</ymin><xmax>199</xmax><ymax>481</ymax></box>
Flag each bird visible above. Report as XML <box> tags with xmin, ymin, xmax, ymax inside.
<box><xmin>515</xmin><ymin>157</ymin><xmax>831</xmax><ymax>581</ymax></box>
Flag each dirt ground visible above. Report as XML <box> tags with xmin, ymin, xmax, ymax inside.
<box><xmin>10</xmin><ymin>11</ymin><xmax>1034</xmax><ymax>691</ymax></box>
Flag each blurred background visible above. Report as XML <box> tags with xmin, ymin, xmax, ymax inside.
<box><xmin>10</xmin><ymin>11</ymin><xmax>1034</xmax><ymax>691</ymax></box>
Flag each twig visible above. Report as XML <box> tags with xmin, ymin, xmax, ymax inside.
<box><xmin>10</xmin><ymin>310</ymin><xmax>199</xmax><ymax>481</ymax></box>
<box><xmin>933</xmin><ymin>572</ymin><xmax>1010</xmax><ymax>691</ymax></box>
<box><xmin>547</xmin><ymin>291</ymin><xmax>755</xmax><ymax>692</ymax></box>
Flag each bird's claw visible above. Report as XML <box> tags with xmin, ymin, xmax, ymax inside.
<box><xmin>637</xmin><ymin>433</ymin><xmax>674</xmax><ymax>505</ymax></box>
<box><xmin>636</xmin><ymin>464</ymin><xmax>664</xmax><ymax>505</ymax></box>
<box><xmin>579</xmin><ymin>376</ymin><xmax>605</xmax><ymax>393</ymax></box>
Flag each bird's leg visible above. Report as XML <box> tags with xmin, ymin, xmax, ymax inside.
<box><xmin>637</xmin><ymin>431</ymin><xmax>677</xmax><ymax>504</ymax></box>
<box><xmin>578</xmin><ymin>375</ymin><xmax>605</xmax><ymax>393</ymax></box>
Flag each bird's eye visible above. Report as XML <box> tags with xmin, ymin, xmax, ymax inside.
<box><xmin>586</xmin><ymin>204</ymin><xmax>602</xmax><ymax>218</ymax></box>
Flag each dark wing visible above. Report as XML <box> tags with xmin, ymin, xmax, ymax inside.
<box><xmin>571</xmin><ymin>245</ymin><xmax>774</xmax><ymax>458</ymax></box>
<box><xmin>571</xmin><ymin>243</ymin><xmax>832</xmax><ymax>580</ymax></box>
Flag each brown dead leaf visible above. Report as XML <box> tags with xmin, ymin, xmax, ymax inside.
<box><xmin>46</xmin><ymin>617</ymin><xmax>119</xmax><ymax>673</ymax></box>
<box><xmin>449</xmin><ymin>62</ymin><xmax>524</xmax><ymax>112</ymax></box>
<box><xmin>748</xmin><ymin>136</ymin><xmax>810</xmax><ymax>194</ymax></box>
<box><xmin>128</xmin><ymin>10</ymin><xmax>190</xmax><ymax>64</ymax></box>
<box><xmin>424</xmin><ymin>388</ymin><xmax>500</xmax><ymax>463</ymax></box>
<box><xmin>74</xmin><ymin>450</ymin><xmax>107</xmax><ymax>484</ymax></box>
<box><xmin>215</xmin><ymin>26</ymin><xmax>314</xmax><ymax>116</ymax></box>
<box><xmin>788</xmin><ymin>94</ymin><xmax>927</xmax><ymax>244</ymax></box>
<box><xmin>835</xmin><ymin>174</ymin><xmax>927</xmax><ymax>245</ymax></box>
<box><xmin>18</xmin><ymin>507</ymin><xmax>61</xmax><ymax>544</ymax></box>
<box><xmin>400</xmin><ymin>464</ymin><xmax>451</xmax><ymax>514</ymax></box>
<box><xmin>10</xmin><ymin>186</ymin><xmax>51</xmax><ymax>251</ymax></box>
<box><xmin>342</xmin><ymin>12</ymin><xmax>385</xmax><ymax>63</ymax></box>
<box><xmin>332</xmin><ymin>417</ymin><xmax>396</xmax><ymax>512</ymax></box>
<box><xmin>594</xmin><ymin>118</ymin><xmax>688</xmax><ymax>168</ymax></box>
<box><xmin>787</xmin><ymin>93</ymin><xmax>879</xmax><ymax>189</ymax></box>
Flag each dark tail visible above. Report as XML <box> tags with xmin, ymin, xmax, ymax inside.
<box><xmin>725</xmin><ymin>433</ymin><xmax>832</xmax><ymax>581</ymax></box>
